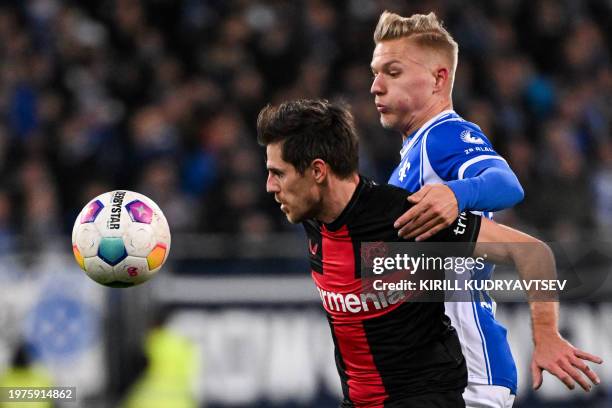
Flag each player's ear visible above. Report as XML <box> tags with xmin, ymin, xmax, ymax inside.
<box><xmin>433</xmin><ymin>66</ymin><xmax>449</xmax><ymax>93</ymax></box>
<box><xmin>311</xmin><ymin>159</ymin><xmax>327</xmax><ymax>183</ymax></box>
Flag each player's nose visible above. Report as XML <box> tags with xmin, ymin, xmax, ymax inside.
<box><xmin>266</xmin><ymin>173</ymin><xmax>279</xmax><ymax>194</ymax></box>
<box><xmin>370</xmin><ymin>74</ymin><xmax>385</xmax><ymax>95</ymax></box>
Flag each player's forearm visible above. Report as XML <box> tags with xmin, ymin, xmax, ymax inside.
<box><xmin>530</xmin><ymin>301</ymin><xmax>560</xmax><ymax>343</ymax></box>
<box><xmin>510</xmin><ymin>239</ymin><xmax>561</xmax><ymax>341</ymax></box>
<box><xmin>446</xmin><ymin>166</ymin><xmax>524</xmax><ymax>212</ymax></box>
<box><xmin>476</xmin><ymin>220</ymin><xmax>560</xmax><ymax>338</ymax></box>
<box><xmin>508</xmin><ymin>237</ymin><xmax>559</xmax><ymax>302</ymax></box>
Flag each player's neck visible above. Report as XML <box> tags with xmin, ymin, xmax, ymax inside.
<box><xmin>402</xmin><ymin>99</ymin><xmax>453</xmax><ymax>141</ymax></box>
<box><xmin>317</xmin><ymin>173</ymin><xmax>360</xmax><ymax>224</ymax></box>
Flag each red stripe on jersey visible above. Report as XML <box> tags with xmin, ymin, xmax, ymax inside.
<box><xmin>320</xmin><ymin>224</ymin><xmax>388</xmax><ymax>406</ymax></box>
<box><xmin>318</xmin><ymin>224</ymin><xmax>354</xmax><ymax>290</ymax></box>
<box><xmin>332</xmin><ymin>320</ymin><xmax>387</xmax><ymax>406</ymax></box>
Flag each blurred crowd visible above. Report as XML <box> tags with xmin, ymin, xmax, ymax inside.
<box><xmin>0</xmin><ymin>0</ymin><xmax>611</xmax><ymax>252</ymax></box>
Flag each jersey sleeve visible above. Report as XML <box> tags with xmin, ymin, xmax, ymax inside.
<box><xmin>425</xmin><ymin>121</ymin><xmax>508</xmax><ymax>181</ymax></box>
<box><xmin>423</xmin><ymin>211</ymin><xmax>481</xmax><ymax>257</ymax></box>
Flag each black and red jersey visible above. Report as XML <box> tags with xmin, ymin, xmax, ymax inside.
<box><xmin>303</xmin><ymin>177</ymin><xmax>481</xmax><ymax>407</ymax></box>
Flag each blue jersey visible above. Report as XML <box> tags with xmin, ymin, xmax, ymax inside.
<box><xmin>388</xmin><ymin>110</ymin><xmax>518</xmax><ymax>394</ymax></box>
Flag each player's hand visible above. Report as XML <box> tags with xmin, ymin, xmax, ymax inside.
<box><xmin>394</xmin><ymin>184</ymin><xmax>459</xmax><ymax>241</ymax></box>
<box><xmin>531</xmin><ymin>332</ymin><xmax>602</xmax><ymax>391</ymax></box>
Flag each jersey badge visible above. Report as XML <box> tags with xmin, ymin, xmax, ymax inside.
<box><xmin>398</xmin><ymin>160</ymin><xmax>411</xmax><ymax>182</ymax></box>
<box><xmin>309</xmin><ymin>240</ymin><xmax>319</xmax><ymax>256</ymax></box>
<box><xmin>460</xmin><ymin>130</ymin><xmax>485</xmax><ymax>145</ymax></box>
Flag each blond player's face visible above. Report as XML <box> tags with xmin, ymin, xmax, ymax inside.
<box><xmin>370</xmin><ymin>38</ymin><xmax>437</xmax><ymax>133</ymax></box>
<box><xmin>265</xmin><ymin>143</ymin><xmax>320</xmax><ymax>224</ymax></box>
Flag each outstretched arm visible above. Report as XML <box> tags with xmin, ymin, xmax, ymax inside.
<box><xmin>474</xmin><ymin>218</ymin><xmax>603</xmax><ymax>392</ymax></box>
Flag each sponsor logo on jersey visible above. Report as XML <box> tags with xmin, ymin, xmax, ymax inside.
<box><xmin>460</xmin><ymin>130</ymin><xmax>485</xmax><ymax>145</ymax></box>
<box><xmin>453</xmin><ymin>211</ymin><xmax>468</xmax><ymax>236</ymax></box>
<box><xmin>316</xmin><ymin>286</ymin><xmax>406</xmax><ymax>314</ymax></box>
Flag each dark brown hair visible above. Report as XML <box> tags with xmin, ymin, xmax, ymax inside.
<box><xmin>256</xmin><ymin>99</ymin><xmax>358</xmax><ymax>178</ymax></box>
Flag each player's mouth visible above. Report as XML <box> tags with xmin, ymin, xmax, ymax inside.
<box><xmin>376</xmin><ymin>103</ymin><xmax>389</xmax><ymax>113</ymax></box>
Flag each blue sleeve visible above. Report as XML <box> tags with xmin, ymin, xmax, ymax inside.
<box><xmin>425</xmin><ymin>122</ymin><xmax>524</xmax><ymax>212</ymax></box>
<box><xmin>446</xmin><ymin>164</ymin><xmax>524</xmax><ymax>212</ymax></box>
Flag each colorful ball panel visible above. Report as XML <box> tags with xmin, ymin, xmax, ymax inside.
<box><xmin>80</xmin><ymin>200</ymin><xmax>104</xmax><ymax>223</ymax></box>
<box><xmin>72</xmin><ymin>245</ymin><xmax>86</xmax><ymax>271</ymax></box>
<box><xmin>125</xmin><ymin>200</ymin><xmax>153</xmax><ymax>224</ymax></box>
<box><xmin>98</xmin><ymin>237</ymin><xmax>128</xmax><ymax>266</ymax></box>
<box><xmin>147</xmin><ymin>243</ymin><xmax>167</xmax><ymax>271</ymax></box>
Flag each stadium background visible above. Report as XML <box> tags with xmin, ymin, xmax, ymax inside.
<box><xmin>0</xmin><ymin>0</ymin><xmax>611</xmax><ymax>407</ymax></box>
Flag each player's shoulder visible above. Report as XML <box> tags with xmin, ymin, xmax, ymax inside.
<box><xmin>426</xmin><ymin>115</ymin><xmax>493</xmax><ymax>152</ymax></box>
<box><xmin>359</xmin><ymin>178</ymin><xmax>411</xmax><ymax>214</ymax></box>
<box><xmin>372</xmin><ymin>182</ymin><xmax>411</xmax><ymax>200</ymax></box>
<box><xmin>429</xmin><ymin>114</ymin><xmax>482</xmax><ymax>134</ymax></box>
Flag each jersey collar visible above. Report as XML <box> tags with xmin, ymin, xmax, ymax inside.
<box><xmin>399</xmin><ymin>109</ymin><xmax>457</xmax><ymax>159</ymax></box>
<box><xmin>322</xmin><ymin>175</ymin><xmax>367</xmax><ymax>232</ymax></box>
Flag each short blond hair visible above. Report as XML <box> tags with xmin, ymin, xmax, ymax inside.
<box><xmin>374</xmin><ymin>11</ymin><xmax>458</xmax><ymax>85</ymax></box>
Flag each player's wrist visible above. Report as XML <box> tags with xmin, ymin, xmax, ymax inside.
<box><xmin>532</xmin><ymin>321</ymin><xmax>561</xmax><ymax>344</ymax></box>
<box><xmin>531</xmin><ymin>302</ymin><xmax>559</xmax><ymax>342</ymax></box>
<box><xmin>445</xmin><ymin>179</ymin><xmax>470</xmax><ymax>212</ymax></box>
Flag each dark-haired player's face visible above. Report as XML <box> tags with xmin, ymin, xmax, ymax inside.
<box><xmin>266</xmin><ymin>143</ymin><xmax>321</xmax><ymax>224</ymax></box>
<box><xmin>370</xmin><ymin>38</ymin><xmax>437</xmax><ymax>133</ymax></box>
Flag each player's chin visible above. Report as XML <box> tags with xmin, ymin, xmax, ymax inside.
<box><xmin>285</xmin><ymin>213</ymin><xmax>302</xmax><ymax>224</ymax></box>
<box><xmin>285</xmin><ymin>210</ymin><xmax>307</xmax><ymax>224</ymax></box>
<box><xmin>379</xmin><ymin>115</ymin><xmax>397</xmax><ymax>130</ymax></box>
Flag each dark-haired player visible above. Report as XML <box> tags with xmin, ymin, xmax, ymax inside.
<box><xmin>257</xmin><ymin>99</ymin><xmax>595</xmax><ymax>407</ymax></box>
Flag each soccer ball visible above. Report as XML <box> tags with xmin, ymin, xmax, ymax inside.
<box><xmin>72</xmin><ymin>190</ymin><xmax>171</xmax><ymax>287</ymax></box>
